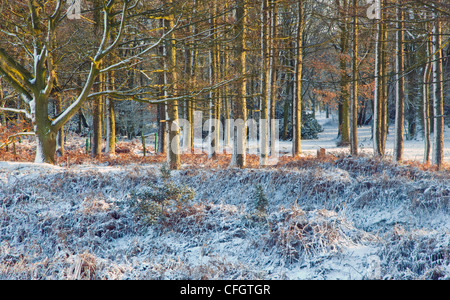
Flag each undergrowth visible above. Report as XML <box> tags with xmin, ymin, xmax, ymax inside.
<box><xmin>127</xmin><ymin>165</ymin><xmax>195</xmax><ymax>225</ymax></box>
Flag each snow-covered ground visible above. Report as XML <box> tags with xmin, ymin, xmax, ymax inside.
<box><xmin>299</xmin><ymin>113</ymin><xmax>450</xmax><ymax>163</ymax></box>
<box><xmin>0</xmin><ymin>113</ymin><xmax>449</xmax><ymax>280</ymax></box>
<box><xmin>0</xmin><ymin>156</ymin><xmax>448</xmax><ymax>280</ymax></box>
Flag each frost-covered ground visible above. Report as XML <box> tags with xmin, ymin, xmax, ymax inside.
<box><xmin>0</xmin><ymin>157</ymin><xmax>448</xmax><ymax>280</ymax></box>
<box><xmin>0</xmin><ymin>113</ymin><xmax>449</xmax><ymax>280</ymax></box>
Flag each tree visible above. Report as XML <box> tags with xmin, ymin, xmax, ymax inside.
<box><xmin>422</xmin><ymin>18</ymin><xmax>432</xmax><ymax>164</ymax></box>
<box><xmin>432</xmin><ymin>9</ymin><xmax>444</xmax><ymax>170</ymax></box>
<box><xmin>394</xmin><ymin>1</ymin><xmax>405</xmax><ymax>162</ymax></box>
<box><xmin>292</xmin><ymin>0</ymin><xmax>304</xmax><ymax>156</ymax></box>
<box><xmin>0</xmin><ymin>0</ymin><xmax>176</xmax><ymax>164</ymax></box>
<box><xmin>260</xmin><ymin>0</ymin><xmax>270</xmax><ymax>165</ymax></box>
<box><xmin>165</xmin><ymin>3</ymin><xmax>181</xmax><ymax>170</ymax></box>
<box><xmin>336</xmin><ymin>0</ymin><xmax>350</xmax><ymax>147</ymax></box>
<box><xmin>373</xmin><ymin>0</ymin><xmax>388</xmax><ymax>157</ymax></box>
<box><xmin>231</xmin><ymin>0</ymin><xmax>247</xmax><ymax>168</ymax></box>
<box><xmin>350</xmin><ymin>0</ymin><xmax>358</xmax><ymax>156</ymax></box>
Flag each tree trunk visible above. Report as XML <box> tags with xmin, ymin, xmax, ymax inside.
<box><xmin>92</xmin><ymin>71</ymin><xmax>103</xmax><ymax>158</ymax></box>
<box><xmin>0</xmin><ymin>78</ymin><xmax>5</xmax><ymax>127</ymax></box>
<box><xmin>338</xmin><ymin>0</ymin><xmax>350</xmax><ymax>147</ymax></box>
<box><xmin>394</xmin><ymin>3</ymin><xmax>405</xmax><ymax>162</ymax></box>
<box><xmin>260</xmin><ymin>0</ymin><xmax>270</xmax><ymax>165</ymax></box>
<box><xmin>269</xmin><ymin>0</ymin><xmax>278</xmax><ymax>156</ymax></box>
<box><xmin>105</xmin><ymin>71</ymin><xmax>116</xmax><ymax>155</ymax></box>
<box><xmin>34</xmin><ymin>92</ymin><xmax>57</xmax><ymax>164</ymax></box>
<box><xmin>432</xmin><ymin>13</ymin><xmax>444</xmax><ymax>170</ymax></box>
<box><xmin>231</xmin><ymin>0</ymin><xmax>247</xmax><ymax>168</ymax></box>
<box><xmin>373</xmin><ymin>4</ymin><xmax>386</xmax><ymax>157</ymax></box>
<box><xmin>292</xmin><ymin>0</ymin><xmax>304</xmax><ymax>156</ymax></box>
<box><xmin>91</xmin><ymin>0</ymin><xmax>103</xmax><ymax>158</ymax></box>
<box><xmin>350</xmin><ymin>0</ymin><xmax>358</xmax><ymax>156</ymax></box>
<box><xmin>209</xmin><ymin>2</ymin><xmax>219</xmax><ymax>159</ymax></box>
<box><xmin>423</xmin><ymin>26</ymin><xmax>432</xmax><ymax>164</ymax></box>
<box><xmin>165</xmin><ymin>11</ymin><xmax>181</xmax><ymax>170</ymax></box>
<box><xmin>53</xmin><ymin>82</ymin><xmax>64</xmax><ymax>158</ymax></box>
<box><xmin>380</xmin><ymin>17</ymin><xmax>388</xmax><ymax>155</ymax></box>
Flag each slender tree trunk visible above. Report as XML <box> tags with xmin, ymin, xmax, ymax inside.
<box><xmin>394</xmin><ymin>3</ymin><xmax>405</xmax><ymax>162</ymax></box>
<box><xmin>91</xmin><ymin>0</ymin><xmax>103</xmax><ymax>158</ymax></box>
<box><xmin>350</xmin><ymin>0</ymin><xmax>358</xmax><ymax>156</ymax></box>
<box><xmin>223</xmin><ymin>49</ymin><xmax>231</xmax><ymax>148</ymax></box>
<box><xmin>269</xmin><ymin>0</ymin><xmax>278</xmax><ymax>156</ymax></box>
<box><xmin>260</xmin><ymin>0</ymin><xmax>270</xmax><ymax>165</ymax></box>
<box><xmin>380</xmin><ymin>15</ymin><xmax>388</xmax><ymax>155</ymax></box>
<box><xmin>92</xmin><ymin>69</ymin><xmax>103</xmax><ymax>157</ymax></box>
<box><xmin>231</xmin><ymin>0</ymin><xmax>247</xmax><ymax>168</ymax></box>
<box><xmin>0</xmin><ymin>77</ymin><xmax>5</xmax><ymax>126</ymax></box>
<box><xmin>105</xmin><ymin>71</ymin><xmax>116</xmax><ymax>155</ymax></box>
<box><xmin>292</xmin><ymin>0</ymin><xmax>304</xmax><ymax>156</ymax></box>
<box><xmin>338</xmin><ymin>0</ymin><xmax>350</xmax><ymax>147</ymax></box>
<box><xmin>423</xmin><ymin>25</ymin><xmax>432</xmax><ymax>164</ymax></box>
<box><xmin>432</xmin><ymin>12</ymin><xmax>444</xmax><ymax>170</ymax></box>
<box><xmin>157</xmin><ymin>24</ymin><xmax>167</xmax><ymax>155</ymax></box>
<box><xmin>209</xmin><ymin>2</ymin><xmax>219</xmax><ymax>158</ymax></box>
<box><xmin>53</xmin><ymin>77</ymin><xmax>64</xmax><ymax>157</ymax></box>
<box><xmin>165</xmin><ymin>10</ymin><xmax>181</xmax><ymax>170</ymax></box>
<box><xmin>373</xmin><ymin>3</ymin><xmax>386</xmax><ymax>157</ymax></box>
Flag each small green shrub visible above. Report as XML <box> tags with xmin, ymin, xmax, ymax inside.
<box><xmin>252</xmin><ymin>184</ymin><xmax>269</xmax><ymax>216</ymax></box>
<box><xmin>128</xmin><ymin>166</ymin><xmax>195</xmax><ymax>225</ymax></box>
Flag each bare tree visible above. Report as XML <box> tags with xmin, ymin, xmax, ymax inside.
<box><xmin>0</xmin><ymin>0</ymin><xmax>175</xmax><ymax>164</ymax></box>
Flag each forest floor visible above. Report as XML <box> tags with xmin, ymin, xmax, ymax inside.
<box><xmin>0</xmin><ymin>115</ymin><xmax>449</xmax><ymax>280</ymax></box>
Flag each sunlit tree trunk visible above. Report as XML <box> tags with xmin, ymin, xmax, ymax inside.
<box><xmin>231</xmin><ymin>0</ymin><xmax>247</xmax><ymax>168</ymax></box>
<box><xmin>165</xmin><ymin>8</ymin><xmax>181</xmax><ymax>170</ymax></box>
<box><xmin>292</xmin><ymin>0</ymin><xmax>304</xmax><ymax>156</ymax></box>
<box><xmin>105</xmin><ymin>71</ymin><xmax>116</xmax><ymax>155</ymax></box>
